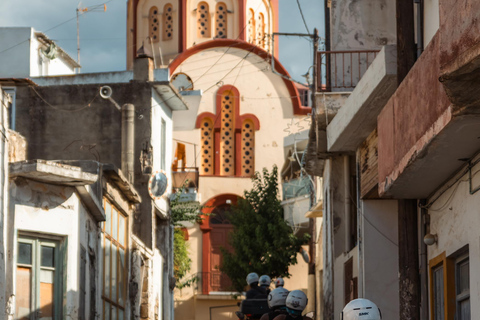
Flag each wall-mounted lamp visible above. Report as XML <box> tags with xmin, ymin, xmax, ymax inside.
<box><xmin>423</xmin><ymin>233</ymin><xmax>437</xmax><ymax>246</ymax></box>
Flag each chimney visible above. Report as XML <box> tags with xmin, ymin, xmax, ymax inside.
<box><xmin>134</xmin><ymin>44</ymin><xmax>154</xmax><ymax>81</ymax></box>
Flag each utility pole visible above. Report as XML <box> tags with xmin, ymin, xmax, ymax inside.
<box><xmin>76</xmin><ymin>3</ymin><xmax>107</xmax><ymax>72</ymax></box>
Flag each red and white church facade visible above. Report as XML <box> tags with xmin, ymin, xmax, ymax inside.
<box><xmin>127</xmin><ymin>1</ymin><xmax>311</xmax><ymax>319</ymax></box>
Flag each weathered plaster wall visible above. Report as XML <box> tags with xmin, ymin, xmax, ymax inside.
<box><xmin>7</xmin><ymin>178</ymin><xmax>102</xmax><ymax>319</ymax></box>
<box><xmin>377</xmin><ymin>34</ymin><xmax>450</xmax><ymax>195</ymax></box>
<box><xmin>0</xmin><ymin>88</ymin><xmax>8</xmax><ymax>317</ymax></box>
<box><xmin>330</xmin><ymin>0</ymin><xmax>396</xmax><ymax>51</ymax></box>
<box><xmin>362</xmin><ymin>200</ymin><xmax>399</xmax><ymax>320</ymax></box>
<box><xmin>427</xmin><ymin>158</ymin><xmax>480</xmax><ymax>317</ymax></box>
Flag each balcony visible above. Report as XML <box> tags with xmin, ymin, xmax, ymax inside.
<box><xmin>317</xmin><ymin>50</ymin><xmax>380</xmax><ymax>92</ymax></box>
<box><xmin>199</xmin><ymin>271</ymin><xmax>233</xmax><ymax>294</ymax></box>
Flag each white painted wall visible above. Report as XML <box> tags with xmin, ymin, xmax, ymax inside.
<box><xmin>362</xmin><ymin>200</ymin><xmax>399</xmax><ymax>320</ymax></box>
<box><xmin>7</xmin><ymin>180</ymin><xmax>102</xmax><ymax>319</ymax></box>
<box><xmin>427</xmin><ymin>158</ymin><xmax>480</xmax><ymax>318</ymax></box>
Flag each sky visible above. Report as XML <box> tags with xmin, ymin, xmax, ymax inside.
<box><xmin>0</xmin><ymin>0</ymin><xmax>323</xmax><ymax>83</ymax></box>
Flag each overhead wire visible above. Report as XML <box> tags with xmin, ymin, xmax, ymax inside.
<box><xmin>296</xmin><ymin>0</ymin><xmax>311</xmax><ymax>34</ymax></box>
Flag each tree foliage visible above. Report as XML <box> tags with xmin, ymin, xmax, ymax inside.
<box><xmin>170</xmin><ymin>187</ymin><xmax>203</xmax><ymax>288</ymax></box>
<box><xmin>220</xmin><ymin>166</ymin><xmax>309</xmax><ymax>292</ymax></box>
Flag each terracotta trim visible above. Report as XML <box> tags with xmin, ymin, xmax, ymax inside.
<box><xmin>195</xmin><ymin>112</ymin><xmax>216</xmax><ymax>128</ymax></box>
<box><xmin>238</xmin><ymin>0</ymin><xmax>246</xmax><ymax>41</ymax></box>
<box><xmin>180</xmin><ymin>0</ymin><xmax>186</xmax><ymax>52</ymax></box>
<box><xmin>169</xmin><ymin>39</ymin><xmax>309</xmax><ymax>115</ymax></box>
<box><xmin>238</xmin><ymin>113</ymin><xmax>260</xmax><ymax>130</ymax></box>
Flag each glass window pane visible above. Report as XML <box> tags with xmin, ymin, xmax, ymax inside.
<box><xmin>118</xmin><ymin>309</ymin><xmax>124</xmax><ymax>320</ymax></box>
<box><xmin>111</xmin><ymin>246</ymin><xmax>117</xmax><ymax>302</ymax></box>
<box><xmin>460</xmin><ymin>299</ymin><xmax>470</xmax><ymax>320</ymax></box>
<box><xmin>118</xmin><ymin>214</ymin><xmax>126</xmax><ymax>247</ymax></box>
<box><xmin>104</xmin><ymin>301</ymin><xmax>110</xmax><ymax>320</ymax></box>
<box><xmin>104</xmin><ymin>239</ymin><xmax>111</xmax><ymax>298</ymax></box>
<box><xmin>15</xmin><ymin>267</ymin><xmax>31</xmax><ymax>320</ymax></box>
<box><xmin>118</xmin><ymin>248</ymin><xmax>125</xmax><ymax>306</ymax></box>
<box><xmin>18</xmin><ymin>242</ymin><xmax>32</xmax><ymax>265</ymax></box>
<box><xmin>41</xmin><ymin>246</ymin><xmax>55</xmax><ymax>268</ymax></box>
<box><xmin>112</xmin><ymin>208</ymin><xmax>118</xmax><ymax>241</ymax></box>
<box><xmin>105</xmin><ymin>202</ymin><xmax>112</xmax><ymax>235</ymax></box>
<box><xmin>40</xmin><ymin>270</ymin><xmax>54</xmax><ymax>318</ymax></box>
<box><xmin>433</xmin><ymin>265</ymin><xmax>445</xmax><ymax>320</ymax></box>
<box><xmin>458</xmin><ymin>259</ymin><xmax>469</xmax><ymax>294</ymax></box>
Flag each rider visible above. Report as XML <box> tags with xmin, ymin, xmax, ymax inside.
<box><xmin>340</xmin><ymin>298</ymin><xmax>382</xmax><ymax>320</ymax></box>
<box><xmin>260</xmin><ymin>287</ymin><xmax>289</xmax><ymax>320</ymax></box>
<box><xmin>259</xmin><ymin>275</ymin><xmax>272</xmax><ymax>295</ymax></box>
<box><xmin>274</xmin><ymin>277</ymin><xmax>284</xmax><ymax>288</ymax></box>
<box><xmin>272</xmin><ymin>290</ymin><xmax>311</xmax><ymax>320</ymax></box>
<box><xmin>246</xmin><ymin>272</ymin><xmax>268</xmax><ymax>299</ymax></box>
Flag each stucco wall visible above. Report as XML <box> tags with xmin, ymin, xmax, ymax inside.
<box><xmin>377</xmin><ymin>34</ymin><xmax>450</xmax><ymax>195</ymax></box>
<box><xmin>427</xmin><ymin>158</ymin><xmax>480</xmax><ymax>318</ymax></box>
<box><xmin>362</xmin><ymin>200</ymin><xmax>399</xmax><ymax>320</ymax></box>
<box><xmin>330</xmin><ymin>0</ymin><xmax>396</xmax><ymax>51</ymax></box>
<box><xmin>7</xmin><ymin>178</ymin><xmax>102</xmax><ymax>319</ymax></box>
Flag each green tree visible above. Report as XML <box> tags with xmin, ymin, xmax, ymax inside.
<box><xmin>170</xmin><ymin>187</ymin><xmax>204</xmax><ymax>288</ymax></box>
<box><xmin>220</xmin><ymin>166</ymin><xmax>309</xmax><ymax>292</ymax></box>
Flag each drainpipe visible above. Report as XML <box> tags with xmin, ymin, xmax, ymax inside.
<box><xmin>122</xmin><ymin>103</ymin><xmax>135</xmax><ymax>183</ymax></box>
<box><xmin>344</xmin><ymin>155</ymin><xmax>351</xmax><ymax>252</ymax></box>
<box><xmin>419</xmin><ymin>200</ymin><xmax>429</xmax><ymax>320</ymax></box>
<box><xmin>414</xmin><ymin>0</ymin><xmax>424</xmax><ymax>58</ymax></box>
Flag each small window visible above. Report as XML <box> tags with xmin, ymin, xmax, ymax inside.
<box><xmin>197</xmin><ymin>2</ymin><xmax>210</xmax><ymax>38</ymax></box>
<box><xmin>103</xmin><ymin>199</ymin><xmax>127</xmax><ymax>319</ymax></box>
<box><xmin>163</xmin><ymin>4</ymin><xmax>173</xmax><ymax>40</ymax></box>
<box><xmin>247</xmin><ymin>9</ymin><xmax>255</xmax><ymax>44</ymax></box>
<box><xmin>455</xmin><ymin>255</ymin><xmax>470</xmax><ymax>320</ymax></box>
<box><xmin>16</xmin><ymin>237</ymin><xmax>62</xmax><ymax>319</ymax></box>
<box><xmin>149</xmin><ymin>6</ymin><xmax>160</xmax><ymax>43</ymax></box>
<box><xmin>256</xmin><ymin>12</ymin><xmax>265</xmax><ymax>47</ymax></box>
<box><xmin>215</xmin><ymin>2</ymin><xmax>227</xmax><ymax>38</ymax></box>
<box><xmin>220</xmin><ymin>90</ymin><xmax>235</xmax><ymax>176</ymax></box>
<box><xmin>200</xmin><ymin>118</ymin><xmax>214</xmax><ymax>175</ymax></box>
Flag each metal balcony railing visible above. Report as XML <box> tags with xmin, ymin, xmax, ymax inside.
<box><xmin>317</xmin><ymin>50</ymin><xmax>380</xmax><ymax>92</ymax></box>
<box><xmin>282</xmin><ymin>176</ymin><xmax>311</xmax><ymax>201</ymax></box>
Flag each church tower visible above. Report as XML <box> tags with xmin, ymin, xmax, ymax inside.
<box><xmin>126</xmin><ymin>0</ymin><xmax>278</xmax><ymax>69</ymax></box>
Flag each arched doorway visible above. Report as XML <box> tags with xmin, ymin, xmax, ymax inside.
<box><xmin>200</xmin><ymin>194</ymin><xmax>239</xmax><ymax>294</ymax></box>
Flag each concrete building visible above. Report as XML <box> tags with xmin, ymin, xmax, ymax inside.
<box><xmin>6</xmin><ymin>159</ymin><xmax>140</xmax><ymax>320</ymax></box>
<box><xmin>306</xmin><ymin>0</ymin><xmax>480</xmax><ymax>319</ymax></box>
<box><xmin>7</xmin><ymin>51</ymin><xmax>188</xmax><ymax>319</ymax></box>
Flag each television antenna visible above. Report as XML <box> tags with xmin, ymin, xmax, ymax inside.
<box><xmin>76</xmin><ymin>2</ymin><xmax>107</xmax><ymax>71</ymax></box>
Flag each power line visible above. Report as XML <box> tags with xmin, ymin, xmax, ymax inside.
<box><xmin>296</xmin><ymin>0</ymin><xmax>311</xmax><ymax>34</ymax></box>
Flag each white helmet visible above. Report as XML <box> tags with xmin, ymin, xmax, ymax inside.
<box><xmin>275</xmin><ymin>277</ymin><xmax>285</xmax><ymax>288</ymax></box>
<box><xmin>285</xmin><ymin>290</ymin><xmax>308</xmax><ymax>315</ymax></box>
<box><xmin>259</xmin><ymin>275</ymin><xmax>271</xmax><ymax>287</ymax></box>
<box><xmin>341</xmin><ymin>299</ymin><xmax>382</xmax><ymax>320</ymax></box>
<box><xmin>246</xmin><ymin>272</ymin><xmax>259</xmax><ymax>285</ymax></box>
<box><xmin>268</xmin><ymin>287</ymin><xmax>289</xmax><ymax>309</ymax></box>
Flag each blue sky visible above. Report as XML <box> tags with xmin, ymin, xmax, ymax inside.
<box><xmin>0</xmin><ymin>0</ymin><xmax>323</xmax><ymax>82</ymax></box>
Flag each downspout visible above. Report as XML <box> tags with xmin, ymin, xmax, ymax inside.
<box><xmin>419</xmin><ymin>200</ymin><xmax>429</xmax><ymax>320</ymax></box>
<box><xmin>415</xmin><ymin>0</ymin><xmax>424</xmax><ymax>58</ymax></box>
<box><xmin>356</xmin><ymin>153</ymin><xmax>364</xmax><ymax>298</ymax></box>
<box><xmin>122</xmin><ymin>104</ymin><xmax>135</xmax><ymax>183</ymax></box>
<box><xmin>344</xmin><ymin>155</ymin><xmax>351</xmax><ymax>252</ymax></box>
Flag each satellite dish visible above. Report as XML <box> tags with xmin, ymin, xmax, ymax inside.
<box><xmin>171</xmin><ymin>72</ymin><xmax>194</xmax><ymax>91</ymax></box>
<box><xmin>148</xmin><ymin>171</ymin><xmax>168</xmax><ymax>200</ymax></box>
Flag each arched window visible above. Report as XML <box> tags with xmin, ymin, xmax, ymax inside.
<box><xmin>200</xmin><ymin>118</ymin><xmax>214</xmax><ymax>175</ymax></box>
<box><xmin>197</xmin><ymin>2</ymin><xmax>211</xmax><ymax>38</ymax></box>
<box><xmin>163</xmin><ymin>4</ymin><xmax>173</xmax><ymax>40</ymax></box>
<box><xmin>149</xmin><ymin>6</ymin><xmax>160</xmax><ymax>43</ymax></box>
<box><xmin>247</xmin><ymin>9</ymin><xmax>255</xmax><ymax>44</ymax></box>
<box><xmin>220</xmin><ymin>90</ymin><xmax>235</xmax><ymax>176</ymax></box>
<box><xmin>256</xmin><ymin>13</ymin><xmax>265</xmax><ymax>48</ymax></box>
<box><xmin>241</xmin><ymin>120</ymin><xmax>255</xmax><ymax>176</ymax></box>
<box><xmin>215</xmin><ymin>2</ymin><xmax>227</xmax><ymax>39</ymax></box>
<box><xmin>196</xmin><ymin>86</ymin><xmax>259</xmax><ymax>177</ymax></box>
